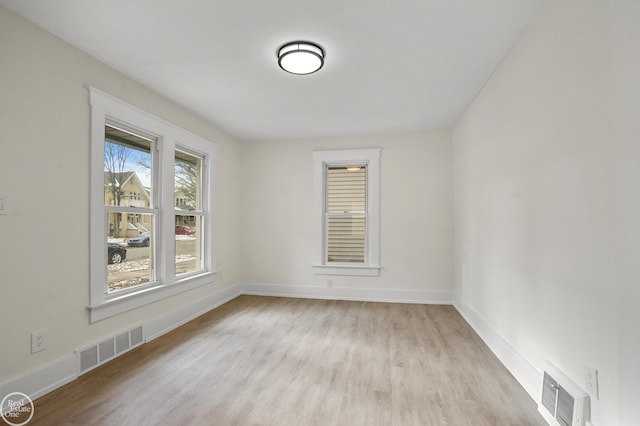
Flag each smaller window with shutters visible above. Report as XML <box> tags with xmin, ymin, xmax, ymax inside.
<box><xmin>313</xmin><ymin>149</ymin><xmax>381</xmax><ymax>276</ymax></box>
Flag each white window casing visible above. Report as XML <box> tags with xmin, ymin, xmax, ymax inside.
<box><xmin>312</xmin><ymin>148</ymin><xmax>381</xmax><ymax>277</ymax></box>
<box><xmin>88</xmin><ymin>87</ymin><xmax>217</xmax><ymax>322</ymax></box>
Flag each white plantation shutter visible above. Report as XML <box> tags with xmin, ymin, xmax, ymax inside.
<box><xmin>326</xmin><ymin>166</ymin><xmax>366</xmax><ymax>263</ymax></box>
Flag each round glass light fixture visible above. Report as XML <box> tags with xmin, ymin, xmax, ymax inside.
<box><xmin>278</xmin><ymin>41</ymin><xmax>325</xmax><ymax>75</ymax></box>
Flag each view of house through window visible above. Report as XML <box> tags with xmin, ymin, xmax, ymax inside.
<box><xmin>175</xmin><ymin>149</ymin><xmax>204</xmax><ymax>276</ymax></box>
<box><xmin>90</xmin><ymin>87</ymin><xmax>217</xmax><ymax>321</ymax></box>
<box><xmin>326</xmin><ymin>165</ymin><xmax>367</xmax><ymax>263</ymax></box>
<box><xmin>104</xmin><ymin>124</ymin><xmax>155</xmax><ymax>293</ymax></box>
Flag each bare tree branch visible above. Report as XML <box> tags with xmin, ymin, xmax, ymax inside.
<box><xmin>105</xmin><ymin>141</ymin><xmax>131</xmax><ymax>237</ymax></box>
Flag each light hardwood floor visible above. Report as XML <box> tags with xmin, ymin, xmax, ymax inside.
<box><xmin>30</xmin><ymin>296</ymin><xmax>546</xmax><ymax>425</ymax></box>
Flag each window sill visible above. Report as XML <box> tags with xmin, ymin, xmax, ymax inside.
<box><xmin>312</xmin><ymin>264</ymin><xmax>380</xmax><ymax>277</ymax></box>
<box><xmin>87</xmin><ymin>271</ymin><xmax>217</xmax><ymax>323</ymax></box>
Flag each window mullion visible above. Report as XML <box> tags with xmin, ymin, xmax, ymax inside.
<box><xmin>159</xmin><ymin>137</ymin><xmax>174</xmax><ymax>282</ymax></box>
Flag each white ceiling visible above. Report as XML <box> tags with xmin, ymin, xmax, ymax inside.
<box><xmin>0</xmin><ymin>0</ymin><xmax>541</xmax><ymax>142</ymax></box>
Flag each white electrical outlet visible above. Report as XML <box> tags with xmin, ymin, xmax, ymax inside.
<box><xmin>31</xmin><ymin>329</ymin><xmax>46</xmax><ymax>353</ymax></box>
<box><xmin>327</xmin><ymin>279</ymin><xmax>333</xmax><ymax>288</ymax></box>
<box><xmin>584</xmin><ymin>365</ymin><xmax>599</xmax><ymax>400</ymax></box>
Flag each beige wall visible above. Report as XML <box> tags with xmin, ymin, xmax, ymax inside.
<box><xmin>612</xmin><ymin>0</ymin><xmax>640</xmax><ymax>423</ymax></box>
<box><xmin>0</xmin><ymin>6</ymin><xmax>242</xmax><ymax>382</ymax></box>
<box><xmin>239</xmin><ymin>131</ymin><xmax>454</xmax><ymax>295</ymax></box>
<box><xmin>453</xmin><ymin>0</ymin><xmax>640</xmax><ymax>424</ymax></box>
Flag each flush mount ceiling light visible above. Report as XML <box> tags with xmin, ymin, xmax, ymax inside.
<box><xmin>278</xmin><ymin>41</ymin><xmax>325</xmax><ymax>75</ymax></box>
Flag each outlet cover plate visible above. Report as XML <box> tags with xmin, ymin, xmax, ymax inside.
<box><xmin>584</xmin><ymin>364</ymin><xmax>599</xmax><ymax>400</ymax></box>
<box><xmin>31</xmin><ymin>329</ymin><xmax>46</xmax><ymax>353</ymax></box>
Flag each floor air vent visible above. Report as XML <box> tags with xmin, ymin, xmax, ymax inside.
<box><xmin>538</xmin><ymin>361</ymin><xmax>590</xmax><ymax>426</ymax></box>
<box><xmin>78</xmin><ymin>325</ymin><xmax>144</xmax><ymax>374</ymax></box>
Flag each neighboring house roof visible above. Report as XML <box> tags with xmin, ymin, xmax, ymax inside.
<box><xmin>104</xmin><ymin>171</ymin><xmax>151</xmax><ymax>204</ymax></box>
<box><xmin>104</xmin><ymin>171</ymin><xmax>136</xmax><ymax>188</ymax></box>
<box><xmin>105</xmin><ymin>171</ymin><xmax>191</xmax><ymax>207</ymax></box>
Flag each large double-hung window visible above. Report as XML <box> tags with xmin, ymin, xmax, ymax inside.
<box><xmin>89</xmin><ymin>87</ymin><xmax>216</xmax><ymax>322</ymax></box>
<box><xmin>104</xmin><ymin>123</ymin><xmax>156</xmax><ymax>291</ymax></box>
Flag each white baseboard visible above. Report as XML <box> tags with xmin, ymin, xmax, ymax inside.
<box><xmin>453</xmin><ymin>300</ymin><xmax>541</xmax><ymax>400</ymax></box>
<box><xmin>0</xmin><ymin>354</ymin><xmax>77</xmax><ymax>413</ymax></box>
<box><xmin>0</xmin><ymin>284</ymin><xmax>242</xmax><ymax>408</ymax></box>
<box><xmin>240</xmin><ymin>282</ymin><xmax>453</xmax><ymax>304</ymax></box>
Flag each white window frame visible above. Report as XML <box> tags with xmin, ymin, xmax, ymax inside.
<box><xmin>88</xmin><ymin>87</ymin><xmax>217</xmax><ymax>322</ymax></box>
<box><xmin>173</xmin><ymin>145</ymin><xmax>208</xmax><ymax>280</ymax></box>
<box><xmin>312</xmin><ymin>148</ymin><xmax>381</xmax><ymax>277</ymax></box>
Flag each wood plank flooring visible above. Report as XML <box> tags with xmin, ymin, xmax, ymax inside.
<box><xmin>29</xmin><ymin>296</ymin><xmax>546</xmax><ymax>425</ymax></box>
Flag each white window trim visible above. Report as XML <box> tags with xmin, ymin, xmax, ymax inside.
<box><xmin>88</xmin><ymin>87</ymin><xmax>217</xmax><ymax>322</ymax></box>
<box><xmin>312</xmin><ymin>148</ymin><xmax>381</xmax><ymax>277</ymax></box>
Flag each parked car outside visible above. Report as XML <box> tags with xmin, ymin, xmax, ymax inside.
<box><xmin>108</xmin><ymin>243</ymin><xmax>127</xmax><ymax>264</ymax></box>
<box><xmin>128</xmin><ymin>235</ymin><xmax>150</xmax><ymax>247</ymax></box>
<box><xmin>175</xmin><ymin>225</ymin><xmax>195</xmax><ymax>235</ymax></box>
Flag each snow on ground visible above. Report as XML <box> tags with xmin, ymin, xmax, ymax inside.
<box><xmin>107</xmin><ymin>235</ymin><xmax>198</xmax><ymax>292</ymax></box>
<box><xmin>108</xmin><ymin>253</ymin><xmax>198</xmax><ymax>292</ymax></box>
